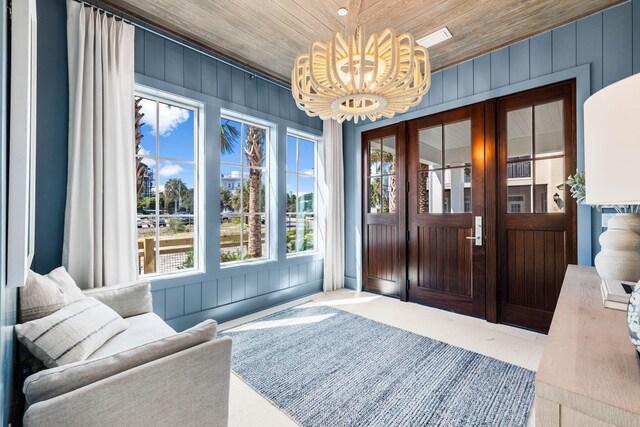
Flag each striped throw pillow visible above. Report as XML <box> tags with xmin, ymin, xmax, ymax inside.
<box><xmin>15</xmin><ymin>298</ymin><xmax>129</xmax><ymax>368</ymax></box>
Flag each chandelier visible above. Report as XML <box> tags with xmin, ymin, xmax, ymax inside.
<box><xmin>292</xmin><ymin>26</ymin><xmax>432</xmax><ymax>123</ymax></box>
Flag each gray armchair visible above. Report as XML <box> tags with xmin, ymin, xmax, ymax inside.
<box><xmin>21</xmin><ymin>280</ymin><xmax>232</xmax><ymax>427</ymax></box>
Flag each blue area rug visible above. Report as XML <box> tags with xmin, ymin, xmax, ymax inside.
<box><xmin>222</xmin><ymin>305</ymin><xmax>535</xmax><ymax>427</ymax></box>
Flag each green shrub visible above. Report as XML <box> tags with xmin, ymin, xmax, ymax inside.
<box><xmin>167</xmin><ymin>218</ymin><xmax>186</xmax><ymax>234</ymax></box>
<box><xmin>179</xmin><ymin>249</ymin><xmax>194</xmax><ymax>269</ymax></box>
<box><xmin>220</xmin><ymin>249</ymin><xmax>242</xmax><ymax>263</ymax></box>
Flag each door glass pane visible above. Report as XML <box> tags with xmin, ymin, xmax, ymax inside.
<box><xmin>369</xmin><ymin>177</ymin><xmax>381</xmax><ymax>213</ymax></box>
<box><xmin>507</xmin><ymin>107</ymin><xmax>532</xmax><ymax>161</ymax></box>
<box><xmin>444</xmin><ymin>168</ymin><xmax>471</xmax><ymax>213</ymax></box>
<box><xmin>419</xmin><ymin>126</ymin><xmax>442</xmax><ymax>169</ymax></box>
<box><xmin>428</xmin><ymin>170</ymin><xmax>445</xmax><ymax>213</ymax></box>
<box><xmin>535</xmin><ymin>100</ymin><xmax>564</xmax><ymax>158</ymax></box>
<box><xmin>418</xmin><ymin>165</ymin><xmax>429</xmax><ymax>214</ymax></box>
<box><xmin>369</xmin><ymin>139</ymin><xmax>382</xmax><ymax>176</ymax></box>
<box><xmin>382</xmin><ymin>137</ymin><xmax>396</xmax><ymax>174</ymax></box>
<box><xmin>444</xmin><ymin>120</ymin><xmax>471</xmax><ymax>167</ymax></box>
<box><xmin>507</xmin><ymin>185</ymin><xmax>531</xmax><ymax>213</ymax></box>
<box><xmin>534</xmin><ymin>157</ymin><xmax>565</xmax><ymax>213</ymax></box>
<box><xmin>381</xmin><ymin>175</ymin><xmax>396</xmax><ymax>213</ymax></box>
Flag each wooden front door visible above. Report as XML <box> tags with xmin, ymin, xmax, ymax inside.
<box><xmin>497</xmin><ymin>81</ymin><xmax>577</xmax><ymax>332</ymax></box>
<box><xmin>407</xmin><ymin>104</ymin><xmax>486</xmax><ymax>317</ymax></box>
<box><xmin>362</xmin><ymin>123</ymin><xmax>406</xmax><ymax>297</ymax></box>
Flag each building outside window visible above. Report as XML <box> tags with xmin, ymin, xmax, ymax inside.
<box><xmin>220</xmin><ymin>115</ymin><xmax>269</xmax><ymax>264</ymax></box>
<box><xmin>286</xmin><ymin>131</ymin><xmax>317</xmax><ymax>255</ymax></box>
<box><xmin>135</xmin><ymin>92</ymin><xmax>200</xmax><ymax>276</ymax></box>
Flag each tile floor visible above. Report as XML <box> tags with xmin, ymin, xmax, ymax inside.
<box><xmin>219</xmin><ymin>289</ymin><xmax>546</xmax><ymax>426</ymax></box>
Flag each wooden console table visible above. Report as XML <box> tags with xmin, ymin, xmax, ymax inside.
<box><xmin>535</xmin><ymin>265</ymin><xmax>640</xmax><ymax>426</ymax></box>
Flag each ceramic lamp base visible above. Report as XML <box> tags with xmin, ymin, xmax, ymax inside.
<box><xmin>595</xmin><ymin>214</ymin><xmax>640</xmax><ymax>283</ymax></box>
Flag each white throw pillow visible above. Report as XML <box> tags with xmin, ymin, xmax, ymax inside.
<box><xmin>19</xmin><ymin>267</ymin><xmax>85</xmax><ymax>322</ymax></box>
<box><xmin>15</xmin><ymin>297</ymin><xmax>129</xmax><ymax>368</ymax></box>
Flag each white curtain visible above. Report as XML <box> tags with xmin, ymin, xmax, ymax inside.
<box><xmin>63</xmin><ymin>1</ymin><xmax>137</xmax><ymax>288</ymax></box>
<box><xmin>322</xmin><ymin>120</ymin><xmax>345</xmax><ymax>292</ymax></box>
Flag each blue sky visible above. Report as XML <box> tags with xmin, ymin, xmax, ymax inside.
<box><xmin>137</xmin><ymin>98</ymin><xmax>315</xmax><ymax>195</ymax></box>
<box><xmin>138</xmin><ymin>98</ymin><xmax>195</xmax><ymax>189</ymax></box>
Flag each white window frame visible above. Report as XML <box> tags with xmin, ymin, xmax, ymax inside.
<box><xmin>135</xmin><ymin>87</ymin><xmax>205</xmax><ymax>278</ymax></box>
<box><xmin>286</xmin><ymin>129</ymin><xmax>320</xmax><ymax>257</ymax></box>
<box><xmin>220</xmin><ymin>111</ymin><xmax>274</xmax><ymax>266</ymax></box>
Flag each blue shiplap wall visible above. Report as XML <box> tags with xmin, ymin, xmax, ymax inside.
<box><xmin>343</xmin><ymin>0</ymin><xmax>640</xmax><ymax>289</ymax></box>
<box><xmin>33</xmin><ymin>0</ymin><xmax>324</xmax><ymax>332</ymax></box>
<box><xmin>1</xmin><ymin>0</ymin><xmax>17</xmax><ymax>423</ymax></box>
<box><xmin>134</xmin><ymin>27</ymin><xmax>325</xmax><ymax>330</ymax></box>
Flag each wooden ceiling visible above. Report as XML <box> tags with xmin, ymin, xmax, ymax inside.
<box><xmin>105</xmin><ymin>0</ymin><xmax>622</xmax><ymax>83</ymax></box>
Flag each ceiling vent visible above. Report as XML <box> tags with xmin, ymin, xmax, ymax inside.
<box><xmin>417</xmin><ymin>27</ymin><xmax>453</xmax><ymax>48</ymax></box>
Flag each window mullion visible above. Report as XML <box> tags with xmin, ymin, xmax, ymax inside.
<box><xmin>155</xmin><ymin>100</ymin><xmax>161</xmax><ymax>273</ymax></box>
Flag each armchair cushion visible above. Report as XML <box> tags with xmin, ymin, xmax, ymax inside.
<box><xmin>23</xmin><ymin>319</ymin><xmax>218</xmax><ymax>405</ymax></box>
<box><xmin>82</xmin><ymin>280</ymin><xmax>152</xmax><ymax>318</ymax></box>
<box><xmin>16</xmin><ymin>298</ymin><xmax>128</xmax><ymax>368</ymax></box>
<box><xmin>88</xmin><ymin>312</ymin><xmax>175</xmax><ymax>360</ymax></box>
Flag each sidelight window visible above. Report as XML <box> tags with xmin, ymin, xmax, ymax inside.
<box><xmin>286</xmin><ymin>131</ymin><xmax>318</xmax><ymax>255</ymax></box>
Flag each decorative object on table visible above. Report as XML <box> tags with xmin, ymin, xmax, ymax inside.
<box><xmin>627</xmin><ymin>286</ymin><xmax>640</xmax><ymax>355</ymax></box>
<box><xmin>601</xmin><ymin>278</ymin><xmax>635</xmax><ymax>311</ymax></box>
<box><xmin>582</xmin><ymin>72</ymin><xmax>640</xmax><ymax>352</ymax></box>
<box><xmin>291</xmin><ymin>3</ymin><xmax>431</xmax><ymax>123</ymax></box>
<box><xmin>581</xmin><ymin>72</ymin><xmax>640</xmax><ymax>286</ymax></box>
<box><xmin>566</xmin><ymin>171</ymin><xmax>640</xmax><ymax>283</ymax></box>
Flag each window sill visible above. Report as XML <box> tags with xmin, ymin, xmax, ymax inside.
<box><xmin>286</xmin><ymin>251</ymin><xmax>321</xmax><ymax>259</ymax></box>
<box><xmin>220</xmin><ymin>257</ymin><xmax>275</xmax><ymax>271</ymax></box>
<box><xmin>141</xmin><ymin>269</ymin><xmax>205</xmax><ymax>285</ymax></box>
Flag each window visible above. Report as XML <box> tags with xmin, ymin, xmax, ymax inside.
<box><xmin>286</xmin><ymin>132</ymin><xmax>317</xmax><ymax>254</ymax></box>
<box><xmin>506</xmin><ymin>100</ymin><xmax>565</xmax><ymax>213</ymax></box>
<box><xmin>220</xmin><ymin>115</ymin><xmax>269</xmax><ymax>264</ymax></box>
<box><xmin>135</xmin><ymin>93</ymin><xmax>200</xmax><ymax>276</ymax></box>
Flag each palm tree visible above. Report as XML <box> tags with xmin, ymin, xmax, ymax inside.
<box><xmin>135</xmin><ymin>97</ymin><xmax>148</xmax><ymax>199</ymax></box>
<box><xmin>164</xmin><ymin>178</ymin><xmax>188</xmax><ymax>213</ymax></box>
<box><xmin>220</xmin><ymin>119</ymin><xmax>240</xmax><ymax>154</ymax></box>
<box><xmin>245</xmin><ymin>126</ymin><xmax>265</xmax><ymax>257</ymax></box>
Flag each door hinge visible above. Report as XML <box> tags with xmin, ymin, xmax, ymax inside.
<box><xmin>406</xmin><ymin>230</ymin><xmax>410</xmax><ymax>242</ymax></box>
<box><xmin>406</xmin><ymin>279</ymin><xmax>410</xmax><ymax>291</ymax></box>
<box><xmin>406</xmin><ymin>181</ymin><xmax>410</xmax><ymax>192</ymax></box>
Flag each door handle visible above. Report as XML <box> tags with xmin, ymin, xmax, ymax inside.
<box><xmin>466</xmin><ymin>216</ymin><xmax>483</xmax><ymax>246</ymax></box>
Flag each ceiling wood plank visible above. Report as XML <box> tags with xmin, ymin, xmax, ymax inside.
<box><xmin>104</xmin><ymin>0</ymin><xmax>624</xmax><ymax>81</ymax></box>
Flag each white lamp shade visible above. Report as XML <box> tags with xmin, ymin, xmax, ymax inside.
<box><xmin>584</xmin><ymin>73</ymin><xmax>640</xmax><ymax>205</ymax></box>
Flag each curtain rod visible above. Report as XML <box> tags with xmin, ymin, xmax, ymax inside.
<box><xmin>72</xmin><ymin>0</ymin><xmax>292</xmax><ymax>91</ymax></box>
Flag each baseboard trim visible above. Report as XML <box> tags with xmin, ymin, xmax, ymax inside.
<box><xmin>344</xmin><ymin>275</ymin><xmax>358</xmax><ymax>290</ymax></box>
<box><xmin>166</xmin><ymin>280</ymin><xmax>323</xmax><ymax>331</ymax></box>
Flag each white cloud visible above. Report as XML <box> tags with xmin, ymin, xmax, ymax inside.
<box><xmin>138</xmin><ymin>147</ymin><xmax>151</xmax><ymax>156</ymax></box>
<box><xmin>159</xmin><ymin>162</ymin><xmax>184</xmax><ymax>177</ymax></box>
<box><xmin>139</xmin><ymin>100</ymin><xmax>189</xmax><ymax>136</ymax></box>
<box><xmin>139</xmin><ymin>157</ymin><xmax>156</xmax><ymax>167</ymax></box>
